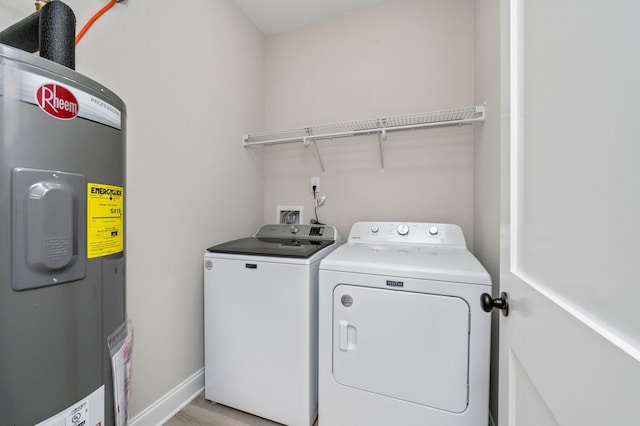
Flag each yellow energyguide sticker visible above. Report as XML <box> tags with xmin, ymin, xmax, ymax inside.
<box><xmin>87</xmin><ymin>183</ymin><xmax>124</xmax><ymax>258</ymax></box>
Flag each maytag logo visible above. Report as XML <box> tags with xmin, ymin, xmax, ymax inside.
<box><xmin>35</xmin><ymin>83</ymin><xmax>79</xmax><ymax>120</ymax></box>
<box><xmin>386</xmin><ymin>280</ymin><xmax>404</xmax><ymax>287</ymax></box>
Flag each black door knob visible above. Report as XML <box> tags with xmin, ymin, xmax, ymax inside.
<box><xmin>480</xmin><ymin>292</ymin><xmax>510</xmax><ymax>317</ymax></box>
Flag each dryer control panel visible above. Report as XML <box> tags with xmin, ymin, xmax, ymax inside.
<box><xmin>347</xmin><ymin>222</ymin><xmax>466</xmax><ymax>248</ymax></box>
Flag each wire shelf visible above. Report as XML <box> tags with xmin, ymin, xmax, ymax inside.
<box><xmin>242</xmin><ymin>105</ymin><xmax>485</xmax><ymax>173</ymax></box>
<box><xmin>243</xmin><ymin>106</ymin><xmax>485</xmax><ymax>146</ymax></box>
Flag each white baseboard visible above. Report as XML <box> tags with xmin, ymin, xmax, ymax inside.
<box><xmin>128</xmin><ymin>368</ymin><xmax>204</xmax><ymax>426</ymax></box>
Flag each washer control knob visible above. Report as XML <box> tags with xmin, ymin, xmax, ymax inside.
<box><xmin>290</xmin><ymin>225</ymin><xmax>299</xmax><ymax>234</ymax></box>
<box><xmin>370</xmin><ymin>225</ymin><xmax>379</xmax><ymax>233</ymax></box>
<box><xmin>429</xmin><ymin>226</ymin><xmax>439</xmax><ymax>236</ymax></box>
<box><xmin>397</xmin><ymin>224</ymin><xmax>409</xmax><ymax>236</ymax></box>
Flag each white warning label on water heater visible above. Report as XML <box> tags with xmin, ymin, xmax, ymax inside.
<box><xmin>87</xmin><ymin>183</ymin><xmax>124</xmax><ymax>259</ymax></box>
<box><xmin>34</xmin><ymin>385</ymin><xmax>104</xmax><ymax>426</ymax></box>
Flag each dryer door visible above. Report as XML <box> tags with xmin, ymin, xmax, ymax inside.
<box><xmin>332</xmin><ymin>284</ymin><xmax>470</xmax><ymax>413</ymax></box>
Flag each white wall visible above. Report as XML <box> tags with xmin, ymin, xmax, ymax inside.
<box><xmin>0</xmin><ymin>0</ymin><xmax>265</xmax><ymax>420</ymax></box>
<box><xmin>261</xmin><ymin>0</ymin><xmax>477</xmax><ymax>244</ymax></box>
<box><xmin>474</xmin><ymin>0</ymin><xmax>501</xmax><ymax>422</ymax></box>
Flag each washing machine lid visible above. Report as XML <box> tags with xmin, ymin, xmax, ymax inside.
<box><xmin>207</xmin><ymin>236</ymin><xmax>335</xmax><ymax>258</ymax></box>
<box><xmin>206</xmin><ymin>224</ymin><xmax>340</xmax><ymax>259</ymax></box>
<box><xmin>320</xmin><ymin>243</ymin><xmax>491</xmax><ymax>285</ymax></box>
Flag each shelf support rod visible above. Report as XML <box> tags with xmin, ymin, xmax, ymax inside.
<box><xmin>311</xmin><ymin>140</ymin><xmax>326</xmax><ymax>175</ymax></box>
<box><xmin>378</xmin><ymin>118</ymin><xmax>387</xmax><ymax>174</ymax></box>
<box><xmin>303</xmin><ymin>133</ymin><xmax>326</xmax><ymax>175</ymax></box>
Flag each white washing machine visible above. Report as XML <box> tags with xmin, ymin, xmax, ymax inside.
<box><xmin>318</xmin><ymin>222</ymin><xmax>491</xmax><ymax>426</ymax></box>
<box><xmin>204</xmin><ymin>224</ymin><xmax>341</xmax><ymax>426</ymax></box>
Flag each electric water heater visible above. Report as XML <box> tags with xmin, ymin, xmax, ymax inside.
<box><xmin>0</xmin><ymin>42</ymin><xmax>128</xmax><ymax>425</ymax></box>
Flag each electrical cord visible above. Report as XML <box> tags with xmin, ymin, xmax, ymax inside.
<box><xmin>75</xmin><ymin>0</ymin><xmax>118</xmax><ymax>45</ymax></box>
<box><xmin>310</xmin><ymin>186</ymin><xmax>324</xmax><ymax>225</ymax></box>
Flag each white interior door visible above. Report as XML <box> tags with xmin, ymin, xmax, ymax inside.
<box><xmin>500</xmin><ymin>1</ymin><xmax>640</xmax><ymax>425</ymax></box>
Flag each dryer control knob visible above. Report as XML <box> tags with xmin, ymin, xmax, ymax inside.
<box><xmin>290</xmin><ymin>225</ymin><xmax>299</xmax><ymax>234</ymax></box>
<box><xmin>429</xmin><ymin>226</ymin><xmax>439</xmax><ymax>236</ymax></box>
<box><xmin>397</xmin><ymin>224</ymin><xmax>409</xmax><ymax>236</ymax></box>
<box><xmin>370</xmin><ymin>225</ymin><xmax>379</xmax><ymax>233</ymax></box>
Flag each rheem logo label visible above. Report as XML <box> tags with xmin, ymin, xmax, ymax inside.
<box><xmin>35</xmin><ymin>83</ymin><xmax>79</xmax><ymax>120</ymax></box>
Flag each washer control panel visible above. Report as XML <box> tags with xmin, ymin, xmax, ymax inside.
<box><xmin>255</xmin><ymin>223</ymin><xmax>338</xmax><ymax>241</ymax></box>
<box><xmin>348</xmin><ymin>222</ymin><xmax>467</xmax><ymax>248</ymax></box>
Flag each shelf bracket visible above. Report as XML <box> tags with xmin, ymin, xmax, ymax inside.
<box><xmin>378</xmin><ymin>119</ymin><xmax>387</xmax><ymax>174</ymax></box>
<box><xmin>303</xmin><ymin>135</ymin><xmax>326</xmax><ymax>175</ymax></box>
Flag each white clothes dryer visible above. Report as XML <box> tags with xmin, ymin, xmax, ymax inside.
<box><xmin>318</xmin><ymin>222</ymin><xmax>491</xmax><ymax>426</ymax></box>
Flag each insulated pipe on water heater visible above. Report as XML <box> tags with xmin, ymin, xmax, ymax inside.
<box><xmin>0</xmin><ymin>11</ymin><xmax>41</xmax><ymax>53</ymax></box>
<box><xmin>39</xmin><ymin>1</ymin><xmax>76</xmax><ymax>69</ymax></box>
<box><xmin>0</xmin><ymin>0</ymin><xmax>76</xmax><ymax>69</ymax></box>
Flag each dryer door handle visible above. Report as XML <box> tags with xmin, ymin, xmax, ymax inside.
<box><xmin>338</xmin><ymin>320</ymin><xmax>357</xmax><ymax>351</ymax></box>
<box><xmin>339</xmin><ymin>320</ymin><xmax>349</xmax><ymax>351</ymax></box>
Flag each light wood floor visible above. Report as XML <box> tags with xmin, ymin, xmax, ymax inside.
<box><xmin>164</xmin><ymin>393</ymin><xmax>319</xmax><ymax>426</ymax></box>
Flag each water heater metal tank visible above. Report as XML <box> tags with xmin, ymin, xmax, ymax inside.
<box><xmin>0</xmin><ymin>43</ymin><xmax>127</xmax><ymax>425</ymax></box>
